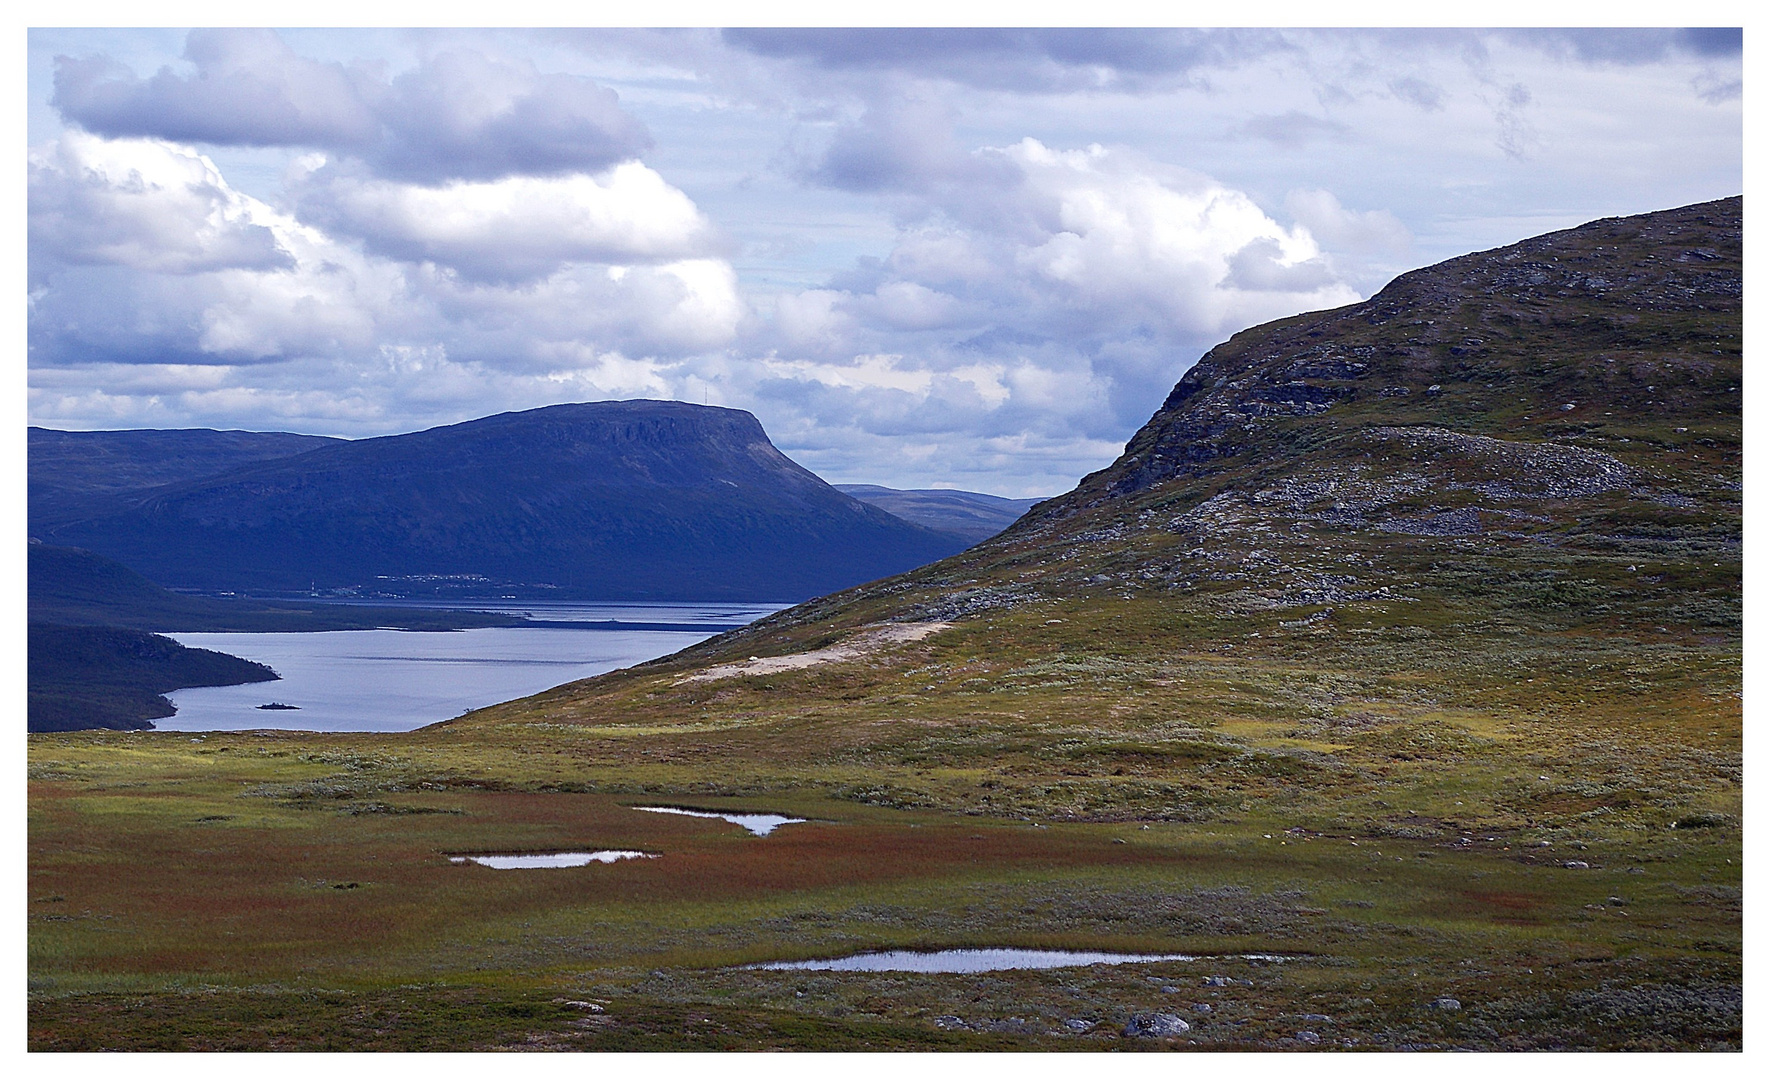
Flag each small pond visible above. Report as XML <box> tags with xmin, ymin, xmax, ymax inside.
<box><xmin>449</xmin><ymin>851</ymin><xmax>656</xmax><ymax>870</ymax></box>
<box><xmin>633</xmin><ymin>806</ymin><xmax>806</xmax><ymax>836</ymax></box>
<box><xmin>748</xmin><ymin>949</ymin><xmax>1290</xmax><ymax>973</ymax></box>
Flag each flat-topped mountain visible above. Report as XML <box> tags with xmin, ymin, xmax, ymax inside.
<box><xmin>835</xmin><ymin>484</ymin><xmax>1047</xmax><ymax>545</ymax></box>
<box><xmin>34</xmin><ymin>401</ymin><xmax>966</xmax><ymax>602</ymax></box>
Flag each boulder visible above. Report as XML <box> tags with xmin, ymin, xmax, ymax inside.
<box><xmin>1124</xmin><ymin>1012</ymin><xmax>1191</xmax><ymax>1037</ymax></box>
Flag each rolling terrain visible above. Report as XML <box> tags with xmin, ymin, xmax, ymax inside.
<box><xmin>27</xmin><ymin>198</ymin><xmax>1741</xmax><ymax>1050</ymax></box>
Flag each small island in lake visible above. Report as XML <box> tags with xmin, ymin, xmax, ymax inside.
<box><xmin>255</xmin><ymin>702</ymin><xmax>300</xmax><ymax>711</ymax></box>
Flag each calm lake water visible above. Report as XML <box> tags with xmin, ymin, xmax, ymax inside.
<box><xmin>163</xmin><ymin>601</ymin><xmax>782</xmax><ymax>733</ymax></box>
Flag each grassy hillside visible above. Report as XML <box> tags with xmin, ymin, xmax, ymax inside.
<box><xmin>27</xmin><ymin>199</ymin><xmax>1739</xmax><ymax>1050</ymax></box>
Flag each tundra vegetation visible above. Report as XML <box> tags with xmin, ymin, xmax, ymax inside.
<box><xmin>28</xmin><ymin>199</ymin><xmax>1740</xmax><ymax>1050</ymax></box>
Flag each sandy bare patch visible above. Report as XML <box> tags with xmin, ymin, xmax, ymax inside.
<box><xmin>677</xmin><ymin>622</ymin><xmax>952</xmax><ymax>684</ymax></box>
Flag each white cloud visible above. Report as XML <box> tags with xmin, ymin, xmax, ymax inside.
<box><xmin>997</xmin><ymin>139</ymin><xmax>1357</xmax><ymax>332</ymax></box>
<box><xmin>53</xmin><ymin>31</ymin><xmax>653</xmax><ymax>183</ymax></box>
<box><xmin>29</xmin><ymin>131</ymin><xmax>290</xmax><ymax>276</ymax></box>
<box><xmin>294</xmin><ymin>160</ymin><xmax>722</xmax><ymax>281</ymax></box>
<box><xmin>752</xmin><ymin>138</ymin><xmax>1361</xmax><ymax>445</ymax></box>
<box><xmin>1283</xmin><ymin>189</ymin><xmax>1412</xmax><ymax>256</ymax></box>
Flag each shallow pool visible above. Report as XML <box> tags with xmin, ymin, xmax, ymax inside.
<box><xmin>747</xmin><ymin>948</ymin><xmax>1289</xmax><ymax>973</ymax></box>
<box><xmin>633</xmin><ymin>806</ymin><xmax>806</xmax><ymax>836</ymax></box>
<box><xmin>448</xmin><ymin>851</ymin><xmax>656</xmax><ymax>870</ymax></box>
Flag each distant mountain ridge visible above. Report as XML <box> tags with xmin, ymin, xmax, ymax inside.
<box><xmin>835</xmin><ymin>485</ymin><xmax>1046</xmax><ymax>545</ymax></box>
<box><xmin>33</xmin><ymin>400</ymin><xmax>966</xmax><ymax>602</ymax></box>
<box><xmin>29</xmin><ymin>427</ymin><xmax>343</xmax><ymax>527</ymax></box>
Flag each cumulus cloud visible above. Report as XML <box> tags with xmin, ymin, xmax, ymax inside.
<box><xmin>53</xmin><ymin>30</ymin><xmax>651</xmax><ymax>183</ymax></box>
<box><xmin>28</xmin><ymin>128</ymin><xmax>743</xmax><ymax>377</ymax></box>
<box><xmin>292</xmin><ymin>159</ymin><xmax>723</xmax><ymax>282</ymax></box>
<box><xmin>362</xmin><ymin>49</ymin><xmax>652</xmax><ymax>182</ymax></box>
<box><xmin>52</xmin><ymin>30</ymin><xmax>378</xmax><ymax>148</ymax></box>
<box><xmin>1283</xmin><ymin>189</ymin><xmax>1411</xmax><ymax>256</ymax></box>
<box><xmin>806</xmin><ymin>95</ymin><xmax>1019</xmax><ymax>194</ymax></box>
<box><xmin>29</xmin><ymin>132</ymin><xmax>404</xmax><ymax>366</ymax></box>
<box><xmin>29</xmin><ymin>131</ymin><xmax>291</xmax><ymax>277</ymax></box>
<box><xmin>795</xmin><ymin>138</ymin><xmax>1355</xmax><ymax>350</ymax></box>
<box><xmin>758</xmin><ymin>137</ymin><xmax>1360</xmax><ymax>444</ymax></box>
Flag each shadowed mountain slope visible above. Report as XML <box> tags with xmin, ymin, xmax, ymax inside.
<box><xmin>27</xmin><ymin>623</ymin><xmax>278</xmax><ymax>733</ymax></box>
<box><xmin>836</xmin><ymin>485</ymin><xmax>1047</xmax><ymax>545</ymax></box>
<box><xmin>35</xmin><ymin>401</ymin><xmax>966</xmax><ymax>602</ymax></box>
<box><xmin>29</xmin><ymin>427</ymin><xmax>343</xmax><ymax>527</ymax></box>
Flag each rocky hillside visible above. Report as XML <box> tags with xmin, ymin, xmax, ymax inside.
<box><xmin>761</xmin><ymin>196</ymin><xmax>1741</xmax><ymax>640</ymax></box>
<box><xmin>461</xmin><ymin>197</ymin><xmax>1739</xmax><ymax>831</ymax></box>
<box><xmin>34</xmin><ymin>401</ymin><xmax>966</xmax><ymax>602</ymax></box>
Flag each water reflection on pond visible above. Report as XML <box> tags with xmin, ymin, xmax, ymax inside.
<box><xmin>633</xmin><ymin>806</ymin><xmax>806</xmax><ymax>836</ymax></box>
<box><xmin>749</xmin><ymin>948</ymin><xmax>1290</xmax><ymax>973</ymax></box>
<box><xmin>448</xmin><ymin>851</ymin><xmax>656</xmax><ymax>869</ymax></box>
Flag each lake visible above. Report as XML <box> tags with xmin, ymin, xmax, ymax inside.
<box><xmin>162</xmin><ymin>601</ymin><xmax>782</xmax><ymax>733</ymax></box>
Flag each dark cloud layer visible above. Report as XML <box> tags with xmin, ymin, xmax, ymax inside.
<box><xmin>53</xmin><ymin>29</ymin><xmax>651</xmax><ymax>183</ymax></box>
<box><xmin>724</xmin><ymin>27</ymin><xmax>1282</xmax><ymax>90</ymax></box>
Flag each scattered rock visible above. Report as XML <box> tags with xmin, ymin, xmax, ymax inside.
<box><xmin>1193</xmin><ymin>1003</ymin><xmax>1213</xmax><ymax>1013</ymax></box>
<box><xmin>933</xmin><ymin>1015</ymin><xmax>967</xmax><ymax>1030</ymax></box>
<box><xmin>1300</xmin><ymin>1013</ymin><xmax>1333</xmax><ymax>1023</ymax></box>
<box><xmin>1203</xmin><ymin>975</ymin><xmax>1234</xmax><ymax>987</ymax></box>
<box><xmin>1063</xmin><ymin>1018</ymin><xmax>1095</xmax><ymax>1032</ymax></box>
<box><xmin>1563</xmin><ymin>860</ymin><xmax>1591</xmax><ymax>869</ymax></box>
<box><xmin>1428</xmin><ymin>997</ymin><xmax>1462</xmax><ymax>1011</ymax></box>
<box><xmin>1124</xmin><ymin>1013</ymin><xmax>1191</xmax><ymax>1037</ymax></box>
<box><xmin>1608</xmin><ymin>896</ymin><xmax>1630</xmax><ymax>906</ymax></box>
<box><xmin>1297</xmin><ymin>1030</ymin><xmax>1321</xmax><ymax>1044</ymax></box>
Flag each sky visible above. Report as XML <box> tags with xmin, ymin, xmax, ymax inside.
<box><xmin>23</xmin><ymin>24</ymin><xmax>1744</xmax><ymax>497</ymax></box>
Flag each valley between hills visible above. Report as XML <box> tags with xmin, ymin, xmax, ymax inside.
<box><xmin>27</xmin><ymin>198</ymin><xmax>1741</xmax><ymax>1050</ymax></box>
